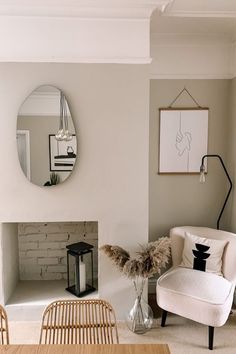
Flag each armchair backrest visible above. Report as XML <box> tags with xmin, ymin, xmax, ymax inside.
<box><xmin>170</xmin><ymin>226</ymin><xmax>236</xmax><ymax>283</ymax></box>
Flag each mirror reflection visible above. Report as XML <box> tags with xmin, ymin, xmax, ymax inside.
<box><xmin>17</xmin><ymin>85</ymin><xmax>77</xmax><ymax>186</ymax></box>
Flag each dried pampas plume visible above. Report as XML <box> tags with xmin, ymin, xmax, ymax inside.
<box><xmin>100</xmin><ymin>237</ymin><xmax>171</xmax><ymax>279</ymax></box>
<box><xmin>100</xmin><ymin>245</ymin><xmax>130</xmax><ymax>271</ymax></box>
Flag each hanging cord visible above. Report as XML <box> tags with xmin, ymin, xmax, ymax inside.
<box><xmin>168</xmin><ymin>87</ymin><xmax>202</xmax><ymax>108</ymax></box>
<box><xmin>63</xmin><ymin>95</ymin><xmax>69</xmax><ymax>132</ymax></box>
<box><xmin>59</xmin><ymin>91</ymin><xmax>64</xmax><ymax>131</ymax></box>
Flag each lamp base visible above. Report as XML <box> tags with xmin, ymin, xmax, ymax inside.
<box><xmin>66</xmin><ymin>284</ymin><xmax>96</xmax><ymax>298</ymax></box>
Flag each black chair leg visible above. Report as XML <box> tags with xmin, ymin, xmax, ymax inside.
<box><xmin>161</xmin><ymin>310</ymin><xmax>168</xmax><ymax>327</ymax></box>
<box><xmin>209</xmin><ymin>326</ymin><xmax>214</xmax><ymax>350</ymax></box>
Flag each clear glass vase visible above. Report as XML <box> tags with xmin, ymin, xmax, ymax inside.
<box><xmin>126</xmin><ymin>278</ymin><xmax>153</xmax><ymax>334</ymax></box>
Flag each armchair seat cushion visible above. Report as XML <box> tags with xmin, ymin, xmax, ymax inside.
<box><xmin>156</xmin><ymin>267</ymin><xmax>235</xmax><ymax>327</ymax></box>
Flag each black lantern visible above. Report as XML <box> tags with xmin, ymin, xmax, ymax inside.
<box><xmin>66</xmin><ymin>241</ymin><xmax>96</xmax><ymax>297</ymax></box>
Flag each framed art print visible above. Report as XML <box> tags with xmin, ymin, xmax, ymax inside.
<box><xmin>159</xmin><ymin>108</ymin><xmax>208</xmax><ymax>174</ymax></box>
<box><xmin>49</xmin><ymin>134</ymin><xmax>77</xmax><ymax>172</ymax></box>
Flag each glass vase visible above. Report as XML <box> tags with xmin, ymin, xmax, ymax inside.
<box><xmin>126</xmin><ymin>278</ymin><xmax>153</xmax><ymax>334</ymax></box>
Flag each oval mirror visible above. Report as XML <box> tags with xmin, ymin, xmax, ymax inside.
<box><xmin>17</xmin><ymin>85</ymin><xmax>77</xmax><ymax>186</ymax></box>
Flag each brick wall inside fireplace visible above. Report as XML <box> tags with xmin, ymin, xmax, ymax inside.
<box><xmin>18</xmin><ymin>222</ymin><xmax>98</xmax><ymax>281</ymax></box>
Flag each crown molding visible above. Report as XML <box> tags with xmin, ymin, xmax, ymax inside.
<box><xmin>0</xmin><ymin>0</ymin><xmax>173</xmax><ymax>18</ymax></box>
<box><xmin>18</xmin><ymin>89</ymin><xmax>65</xmax><ymax>117</ymax></box>
<box><xmin>162</xmin><ymin>0</ymin><xmax>236</xmax><ymax>18</ymax></box>
<box><xmin>162</xmin><ymin>11</ymin><xmax>236</xmax><ymax>18</ymax></box>
<box><xmin>0</xmin><ymin>0</ymin><xmax>173</xmax><ymax>63</ymax></box>
<box><xmin>150</xmin><ymin>73</ymin><xmax>233</xmax><ymax>79</ymax></box>
<box><xmin>0</xmin><ymin>56</ymin><xmax>153</xmax><ymax>64</ymax></box>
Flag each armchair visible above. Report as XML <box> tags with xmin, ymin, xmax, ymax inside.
<box><xmin>156</xmin><ymin>226</ymin><xmax>236</xmax><ymax>350</ymax></box>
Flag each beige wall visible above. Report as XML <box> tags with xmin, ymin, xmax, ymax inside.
<box><xmin>0</xmin><ymin>63</ymin><xmax>149</xmax><ymax>319</ymax></box>
<box><xmin>0</xmin><ymin>223</ymin><xmax>19</xmax><ymax>304</ymax></box>
<box><xmin>149</xmin><ymin>79</ymin><xmax>231</xmax><ymax>241</ymax></box>
<box><xmin>227</xmin><ymin>78</ymin><xmax>236</xmax><ymax>232</ymax></box>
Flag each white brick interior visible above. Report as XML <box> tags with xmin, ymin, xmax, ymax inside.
<box><xmin>18</xmin><ymin>222</ymin><xmax>98</xmax><ymax>281</ymax></box>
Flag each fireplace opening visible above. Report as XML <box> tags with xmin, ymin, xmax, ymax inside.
<box><xmin>0</xmin><ymin>222</ymin><xmax>98</xmax><ymax>321</ymax></box>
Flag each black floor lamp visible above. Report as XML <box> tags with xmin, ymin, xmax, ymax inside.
<box><xmin>199</xmin><ymin>154</ymin><xmax>232</xmax><ymax>230</ymax></box>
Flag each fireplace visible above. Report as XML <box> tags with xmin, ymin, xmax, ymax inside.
<box><xmin>0</xmin><ymin>222</ymin><xmax>98</xmax><ymax>321</ymax></box>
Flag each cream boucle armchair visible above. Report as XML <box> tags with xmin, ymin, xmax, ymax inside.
<box><xmin>156</xmin><ymin>226</ymin><xmax>236</xmax><ymax>350</ymax></box>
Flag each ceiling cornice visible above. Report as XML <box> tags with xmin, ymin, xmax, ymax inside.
<box><xmin>162</xmin><ymin>11</ymin><xmax>236</xmax><ymax>18</ymax></box>
<box><xmin>0</xmin><ymin>0</ymin><xmax>173</xmax><ymax>18</ymax></box>
<box><xmin>0</xmin><ymin>0</ymin><xmax>174</xmax><ymax>63</ymax></box>
<box><xmin>162</xmin><ymin>0</ymin><xmax>236</xmax><ymax>18</ymax></box>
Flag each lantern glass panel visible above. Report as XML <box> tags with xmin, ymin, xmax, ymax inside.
<box><xmin>67</xmin><ymin>252</ymin><xmax>76</xmax><ymax>289</ymax></box>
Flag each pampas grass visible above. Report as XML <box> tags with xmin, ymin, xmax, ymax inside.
<box><xmin>100</xmin><ymin>237</ymin><xmax>171</xmax><ymax>279</ymax></box>
<box><xmin>100</xmin><ymin>245</ymin><xmax>130</xmax><ymax>271</ymax></box>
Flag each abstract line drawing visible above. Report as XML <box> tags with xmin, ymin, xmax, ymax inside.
<box><xmin>175</xmin><ymin>112</ymin><xmax>192</xmax><ymax>171</ymax></box>
<box><xmin>159</xmin><ymin>108</ymin><xmax>208</xmax><ymax>173</ymax></box>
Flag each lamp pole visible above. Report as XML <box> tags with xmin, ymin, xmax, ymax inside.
<box><xmin>200</xmin><ymin>154</ymin><xmax>232</xmax><ymax>230</ymax></box>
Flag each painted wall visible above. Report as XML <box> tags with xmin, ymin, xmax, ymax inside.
<box><xmin>149</xmin><ymin>79</ymin><xmax>231</xmax><ymax>241</ymax></box>
<box><xmin>227</xmin><ymin>78</ymin><xmax>236</xmax><ymax>232</ymax></box>
<box><xmin>0</xmin><ymin>223</ymin><xmax>19</xmax><ymax>304</ymax></box>
<box><xmin>150</xmin><ymin>35</ymin><xmax>232</xmax><ymax>79</ymax></box>
<box><xmin>0</xmin><ymin>63</ymin><xmax>149</xmax><ymax>319</ymax></box>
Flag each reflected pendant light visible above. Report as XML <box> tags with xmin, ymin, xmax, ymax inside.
<box><xmin>55</xmin><ymin>91</ymin><xmax>73</xmax><ymax>141</ymax></box>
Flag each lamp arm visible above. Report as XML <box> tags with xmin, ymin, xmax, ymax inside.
<box><xmin>201</xmin><ymin>154</ymin><xmax>233</xmax><ymax>230</ymax></box>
